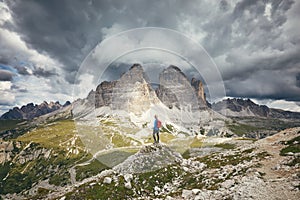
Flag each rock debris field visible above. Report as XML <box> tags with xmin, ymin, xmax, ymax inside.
<box><xmin>62</xmin><ymin>128</ymin><xmax>299</xmax><ymax>200</ymax></box>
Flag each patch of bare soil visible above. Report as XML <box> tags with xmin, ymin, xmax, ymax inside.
<box><xmin>253</xmin><ymin>127</ymin><xmax>300</xmax><ymax>200</ymax></box>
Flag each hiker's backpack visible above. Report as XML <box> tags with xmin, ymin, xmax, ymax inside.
<box><xmin>157</xmin><ymin>120</ymin><xmax>162</xmax><ymax>128</ymax></box>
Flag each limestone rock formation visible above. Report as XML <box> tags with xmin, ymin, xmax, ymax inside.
<box><xmin>191</xmin><ymin>77</ymin><xmax>207</xmax><ymax>107</ymax></box>
<box><xmin>156</xmin><ymin>65</ymin><xmax>207</xmax><ymax>110</ymax></box>
<box><xmin>111</xmin><ymin>64</ymin><xmax>160</xmax><ymax>114</ymax></box>
<box><xmin>72</xmin><ymin>64</ymin><xmax>210</xmax><ymax>119</ymax></box>
<box><xmin>76</xmin><ymin>64</ymin><xmax>208</xmax><ymax>116</ymax></box>
<box><xmin>95</xmin><ymin>81</ymin><xmax>117</xmax><ymax>108</ymax></box>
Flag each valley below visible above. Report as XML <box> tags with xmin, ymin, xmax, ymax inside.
<box><xmin>0</xmin><ymin>116</ymin><xmax>299</xmax><ymax>200</ymax></box>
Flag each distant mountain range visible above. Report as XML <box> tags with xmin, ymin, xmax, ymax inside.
<box><xmin>0</xmin><ymin>101</ymin><xmax>71</xmax><ymax>120</ymax></box>
<box><xmin>212</xmin><ymin>98</ymin><xmax>300</xmax><ymax>119</ymax></box>
<box><xmin>1</xmin><ymin>64</ymin><xmax>300</xmax><ymax>121</ymax></box>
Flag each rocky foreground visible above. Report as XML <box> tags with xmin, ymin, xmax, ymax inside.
<box><xmin>1</xmin><ymin>127</ymin><xmax>299</xmax><ymax>199</ymax></box>
<box><xmin>62</xmin><ymin>128</ymin><xmax>299</xmax><ymax>200</ymax></box>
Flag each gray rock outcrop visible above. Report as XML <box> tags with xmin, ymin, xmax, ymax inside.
<box><xmin>191</xmin><ymin>77</ymin><xmax>207</xmax><ymax>107</ymax></box>
<box><xmin>74</xmin><ymin>64</ymin><xmax>209</xmax><ymax>117</ymax></box>
<box><xmin>113</xmin><ymin>144</ymin><xmax>182</xmax><ymax>174</ymax></box>
<box><xmin>108</xmin><ymin>64</ymin><xmax>160</xmax><ymax>114</ymax></box>
<box><xmin>156</xmin><ymin>65</ymin><xmax>207</xmax><ymax>110</ymax></box>
<box><xmin>95</xmin><ymin>81</ymin><xmax>117</xmax><ymax>108</ymax></box>
<box><xmin>88</xmin><ymin>64</ymin><xmax>161</xmax><ymax>115</ymax></box>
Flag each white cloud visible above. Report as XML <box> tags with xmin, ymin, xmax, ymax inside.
<box><xmin>0</xmin><ymin>81</ymin><xmax>12</xmax><ymax>90</ymax></box>
<box><xmin>0</xmin><ymin>81</ymin><xmax>15</xmax><ymax>106</ymax></box>
<box><xmin>0</xmin><ymin>2</ymin><xmax>12</xmax><ymax>25</ymax></box>
<box><xmin>264</xmin><ymin>3</ymin><xmax>272</xmax><ymax>21</ymax></box>
<box><xmin>0</xmin><ymin>2</ymin><xmax>73</xmax><ymax>114</ymax></box>
<box><xmin>253</xmin><ymin>99</ymin><xmax>300</xmax><ymax>112</ymax></box>
<box><xmin>13</xmin><ymin>75</ymin><xmax>71</xmax><ymax>107</ymax></box>
<box><xmin>0</xmin><ymin>1</ymin><xmax>62</xmax><ymax>73</ymax></box>
<box><xmin>0</xmin><ymin>91</ymin><xmax>15</xmax><ymax>105</ymax></box>
<box><xmin>0</xmin><ymin>28</ymin><xmax>60</xmax><ymax>72</ymax></box>
<box><xmin>73</xmin><ymin>73</ymin><xmax>96</xmax><ymax>99</ymax></box>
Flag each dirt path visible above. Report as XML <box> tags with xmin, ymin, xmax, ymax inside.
<box><xmin>253</xmin><ymin>128</ymin><xmax>300</xmax><ymax>199</ymax></box>
<box><xmin>68</xmin><ymin>156</ymin><xmax>95</xmax><ymax>185</ymax></box>
<box><xmin>256</xmin><ymin>128</ymin><xmax>299</xmax><ymax>179</ymax></box>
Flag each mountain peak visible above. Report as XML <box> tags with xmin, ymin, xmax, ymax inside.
<box><xmin>129</xmin><ymin>63</ymin><xmax>143</xmax><ymax>70</ymax></box>
<box><xmin>167</xmin><ymin>65</ymin><xmax>182</xmax><ymax>72</ymax></box>
<box><xmin>118</xmin><ymin>63</ymin><xmax>149</xmax><ymax>85</ymax></box>
<box><xmin>162</xmin><ymin>65</ymin><xmax>189</xmax><ymax>82</ymax></box>
<box><xmin>213</xmin><ymin>98</ymin><xmax>300</xmax><ymax>119</ymax></box>
<box><xmin>157</xmin><ymin>65</ymin><xmax>207</xmax><ymax>110</ymax></box>
<box><xmin>0</xmin><ymin>101</ymin><xmax>67</xmax><ymax>120</ymax></box>
<box><xmin>77</xmin><ymin>64</ymin><xmax>208</xmax><ymax>117</ymax></box>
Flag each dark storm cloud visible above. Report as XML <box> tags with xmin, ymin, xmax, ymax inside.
<box><xmin>4</xmin><ymin>0</ymin><xmax>195</xmax><ymax>83</ymax></box>
<box><xmin>221</xmin><ymin>45</ymin><xmax>300</xmax><ymax>82</ymax></box>
<box><xmin>206</xmin><ymin>0</ymin><xmax>300</xmax><ymax>102</ymax></box>
<box><xmin>224</xmin><ymin>68</ymin><xmax>300</xmax><ymax>101</ymax></box>
<box><xmin>1</xmin><ymin>0</ymin><xmax>300</xmax><ymax>107</ymax></box>
<box><xmin>219</xmin><ymin>0</ymin><xmax>230</xmax><ymax>11</ymax></box>
<box><xmin>100</xmin><ymin>62</ymin><xmax>131</xmax><ymax>83</ymax></box>
<box><xmin>0</xmin><ymin>59</ymin><xmax>9</xmax><ymax>65</ymax></box>
<box><xmin>296</xmin><ymin>73</ymin><xmax>300</xmax><ymax>88</ymax></box>
<box><xmin>232</xmin><ymin>0</ymin><xmax>263</xmax><ymax>18</ymax></box>
<box><xmin>11</xmin><ymin>84</ymin><xmax>28</xmax><ymax>93</ymax></box>
<box><xmin>0</xmin><ymin>69</ymin><xmax>14</xmax><ymax>81</ymax></box>
<box><xmin>5</xmin><ymin>0</ymin><xmax>102</xmax><ymax>82</ymax></box>
<box><xmin>0</xmin><ymin>101</ymin><xmax>13</xmax><ymax>107</ymax></box>
<box><xmin>32</xmin><ymin>67</ymin><xmax>57</xmax><ymax>78</ymax></box>
<box><xmin>4</xmin><ymin>0</ymin><xmax>178</xmax><ymax>83</ymax></box>
<box><xmin>14</xmin><ymin>65</ymin><xmax>30</xmax><ymax>75</ymax></box>
<box><xmin>0</xmin><ymin>56</ymin><xmax>14</xmax><ymax>69</ymax></box>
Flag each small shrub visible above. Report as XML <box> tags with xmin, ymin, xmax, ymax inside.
<box><xmin>200</xmin><ymin>127</ymin><xmax>205</xmax><ymax>135</ymax></box>
<box><xmin>76</xmin><ymin>160</ymin><xmax>108</xmax><ymax>181</ymax></box>
<box><xmin>142</xmin><ymin>122</ymin><xmax>148</xmax><ymax>128</ymax></box>
<box><xmin>280</xmin><ymin>136</ymin><xmax>300</xmax><ymax>156</ymax></box>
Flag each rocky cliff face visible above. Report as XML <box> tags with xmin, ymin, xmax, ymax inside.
<box><xmin>75</xmin><ymin>64</ymin><xmax>208</xmax><ymax>118</ymax></box>
<box><xmin>111</xmin><ymin>64</ymin><xmax>160</xmax><ymax>114</ymax></box>
<box><xmin>0</xmin><ymin>140</ymin><xmax>17</xmax><ymax>164</ymax></box>
<box><xmin>191</xmin><ymin>78</ymin><xmax>207</xmax><ymax>106</ymax></box>
<box><xmin>0</xmin><ymin>101</ymin><xmax>70</xmax><ymax>120</ymax></box>
<box><xmin>82</xmin><ymin>64</ymin><xmax>162</xmax><ymax>115</ymax></box>
<box><xmin>74</xmin><ymin>64</ymin><xmax>208</xmax><ymax>117</ymax></box>
<box><xmin>156</xmin><ymin>65</ymin><xmax>207</xmax><ymax>110</ymax></box>
<box><xmin>95</xmin><ymin>81</ymin><xmax>117</xmax><ymax>108</ymax></box>
<box><xmin>213</xmin><ymin>98</ymin><xmax>300</xmax><ymax>119</ymax></box>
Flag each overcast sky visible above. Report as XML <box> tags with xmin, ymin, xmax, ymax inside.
<box><xmin>0</xmin><ymin>0</ymin><xmax>300</xmax><ymax>114</ymax></box>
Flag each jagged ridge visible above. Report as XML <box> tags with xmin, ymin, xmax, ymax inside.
<box><xmin>86</xmin><ymin>63</ymin><xmax>207</xmax><ymax>114</ymax></box>
<box><xmin>212</xmin><ymin>98</ymin><xmax>300</xmax><ymax>119</ymax></box>
<box><xmin>0</xmin><ymin>101</ymin><xmax>71</xmax><ymax>120</ymax></box>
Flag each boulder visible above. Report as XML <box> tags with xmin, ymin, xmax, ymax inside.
<box><xmin>103</xmin><ymin>177</ymin><xmax>112</xmax><ymax>184</ymax></box>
